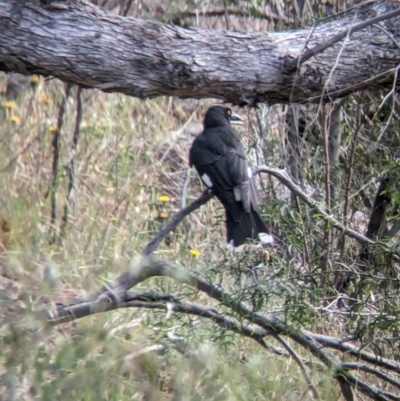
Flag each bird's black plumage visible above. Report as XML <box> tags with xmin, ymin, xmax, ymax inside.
<box><xmin>189</xmin><ymin>106</ymin><xmax>272</xmax><ymax>247</ymax></box>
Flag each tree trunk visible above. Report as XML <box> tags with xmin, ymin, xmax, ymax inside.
<box><xmin>0</xmin><ymin>0</ymin><xmax>399</xmax><ymax>105</ymax></box>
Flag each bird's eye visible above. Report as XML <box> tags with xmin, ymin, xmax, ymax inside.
<box><xmin>227</xmin><ymin>109</ymin><xmax>231</xmax><ymax>116</ymax></box>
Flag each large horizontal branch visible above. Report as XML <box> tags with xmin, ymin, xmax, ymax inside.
<box><xmin>68</xmin><ymin>290</ymin><xmax>400</xmax><ymax>396</ymax></box>
<box><xmin>46</xmin><ymin>257</ymin><xmax>398</xmax><ymax>401</ymax></box>
<box><xmin>0</xmin><ymin>0</ymin><xmax>399</xmax><ymax>104</ymax></box>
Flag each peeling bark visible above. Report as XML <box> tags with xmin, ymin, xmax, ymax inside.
<box><xmin>0</xmin><ymin>0</ymin><xmax>399</xmax><ymax>105</ymax></box>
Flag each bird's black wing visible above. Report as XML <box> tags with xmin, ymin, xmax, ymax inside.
<box><xmin>189</xmin><ymin>126</ymin><xmax>250</xmax><ymax>220</ymax></box>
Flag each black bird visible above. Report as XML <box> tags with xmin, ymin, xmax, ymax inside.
<box><xmin>189</xmin><ymin>106</ymin><xmax>273</xmax><ymax>247</ymax></box>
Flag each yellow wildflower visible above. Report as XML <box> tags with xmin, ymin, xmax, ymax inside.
<box><xmin>41</xmin><ymin>96</ymin><xmax>51</xmax><ymax>104</ymax></box>
<box><xmin>109</xmin><ymin>216</ymin><xmax>117</xmax><ymax>222</ymax></box>
<box><xmin>3</xmin><ymin>101</ymin><xmax>17</xmax><ymax>109</ymax></box>
<box><xmin>9</xmin><ymin>115</ymin><xmax>20</xmax><ymax>123</ymax></box>
<box><xmin>159</xmin><ymin>195</ymin><xmax>170</xmax><ymax>203</ymax></box>
<box><xmin>48</xmin><ymin>126</ymin><xmax>57</xmax><ymax>132</ymax></box>
<box><xmin>30</xmin><ymin>75</ymin><xmax>40</xmax><ymax>83</ymax></box>
<box><xmin>159</xmin><ymin>212</ymin><xmax>169</xmax><ymax>219</ymax></box>
<box><xmin>189</xmin><ymin>249</ymin><xmax>201</xmax><ymax>257</ymax></box>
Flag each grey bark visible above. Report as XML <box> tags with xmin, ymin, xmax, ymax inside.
<box><xmin>0</xmin><ymin>0</ymin><xmax>399</xmax><ymax>105</ymax></box>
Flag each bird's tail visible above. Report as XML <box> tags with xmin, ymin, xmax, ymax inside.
<box><xmin>225</xmin><ymin>205</ymin><xmax>273</xmax><ymax>248</ymax></box>
<box><xmin>249</xmin><ymin>174</ymin><xmax>261</xmax><ymax>207</ymax></box>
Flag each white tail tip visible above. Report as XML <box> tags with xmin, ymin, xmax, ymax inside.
<box><xmin>258</xmin><ymin>233</ymin><xmax>274</xmax><ymax>244</ymax></box>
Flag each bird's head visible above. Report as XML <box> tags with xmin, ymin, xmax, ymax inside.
<box><xmin>203</xmin><ymin>106</ymin><xmax>244</xmax><ymax>128</ymax></box>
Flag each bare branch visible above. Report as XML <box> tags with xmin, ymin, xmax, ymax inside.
<box><xmin>341</xmin><ymin>100</ymin><xmax>362</xmax><ymax>255</ymax></box>
<box><xmin>60</xmin><ymin>86</ymin><xmax>83</xmax><ymax>241</ymax></box>
<box><xmin>274</xmin><ymin>335</ymin><xmax>321</xmax><ymax>400</ymax></box>
<box><xmin>255</xmin><ymin>165</ymin><xmax>376</xmax><ymax>246</ymax></box>
<box><xmin>49</xmin><ymin>83</ymin><xmax>71</xmax><ymax>244</ymax></box>
<box><xmin>287</xmin><ymin>6</ymin><xmax>400</xmax><ymax>71</ymax></box>
<box><xmin>342</xmin><ymin>363</ymin><xmax>400</xmax><ymax>391</ymax></box>
<box><xmin>310</xmin><ymin>332</ymin><xmax>400</xmax><ymax>374</ymax></box>
<box><xmin>46</xmin><ymin>257</ymin><xmax>398</xmax><ymax>400</ymax></box>
<box><xmin>142</xmin><ymin>189</ymin><xmax>213</xmax><ymax>256</ymax></box>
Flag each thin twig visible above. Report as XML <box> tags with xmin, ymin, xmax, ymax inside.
<box><xmin>274</xmin><ymin>335</ymin><xmax>321</xmax><ymax>400</ymax></box>
<box><xmin>123</xmin><ymin>0</ymin><xmax>133</xmax><ymax>16</ymax></box>
<box><xmin>309</xmin><ymin>332</ymin><xmax>400</xmax><ymax>374</ymax></box>
<box><xmin>320</xmin><ymin>104</ymin><xmax>332</xmax><ymax>284</ymax></box>
<box><xmin>342</xmin><ymin>362</ymin><xmax>400</xmax><ymax>390</ymax></box>
<box><xmin>180</xmin><ymin>168</ymin><xmax>192</xmax><ymax>209</ymax></box>
<box><xmin>222</xmin><ymin>0</ymin><xmax>230</xmax><ymax>30</ymax></box>
<box><xmin>294</xmin><ymin>195</ymin><xmax>311</xmax><ymax>269</ymax></box>
<box><xmin>376</xmin><ymin>65</ymin><xmax>400</xmax><ymax>143</ymax></box>
<box><xmin>49</xmin><ymin>83</ymin><xmax>71</xmax><ymax>245</ymax></box>
<box><xmin>307</xmin><ymin>66</ymin><xmax>399</xmax><ymax>103</ymax></box>
<box><xmin>287</xmin><ymin>7</ymin><xmax>400</xmax><ymax>71</ymax></box>
<box><xmin>341</xmin><ymin>100</ymin><xmax>362</xmax><ymax>255</ymax></box>
<box><xmin>60</xmin><ymin>86</ymin><xmax>82</xmax><ymax>241</ymax></box>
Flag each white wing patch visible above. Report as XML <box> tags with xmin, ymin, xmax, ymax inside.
<box><xmin>233</xmin><ymin>187</ymin><xmax>241</xmax><ymax>201</ymax></box>
<box><xmin>247</xmin><ymin>167</ymin><xmax>253</xmax><ymax>178</ymax></box>
<box><xmin>259</xmin><ymin>233</ymin><xmax>274</xmax><ymax>244</ymax></box>
<box><xmin>201</xmin><ymin>173</ymin><xmax>213</xmax><ymax>188</ymax></box>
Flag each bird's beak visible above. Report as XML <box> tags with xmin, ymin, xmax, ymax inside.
<box><xmin>230</xmin><ymin>111</ymin><xmax>244</xmax><ymax>125</ymax></box>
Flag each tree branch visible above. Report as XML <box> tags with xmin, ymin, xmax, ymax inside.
<box><xmin>143</xmin><ymin>189</ymin><xmax>213</xmax><ymax>256</ymax></box>
<box><xmin>273</xmin><ymin>334</ymin><xmax>321</xmax><ymax>400</ymax></box>
<box><xmin>287</xmin><ymin>6</ymin><xmax>400</xmax><ymax>71</ymax></box>
<box><xmin>46</xmin><ymin>257</ymin><xmax>398</xmax><ymax>400</ymax></box>
<box><xmin>48</xmin><ymin>83</ymin><xmax>71</xmax><ymax>244</ymax></box>
<box><xmin>0</xmin><ymin>0</ymin><xmax>399</xmax><ymax>104</ymax></box>
<box><xmin>310</xmin><ymin>332</ymin><xmax>400</xmax><ymax>374</ymax></box>
<box><xmin>255</xmin><ymin>165</ymin><xmax>376</xmax><ymax>245</ymax></box>
<box><xmin>342</xmin><ymin>362</ymin><xmax>400</xmax><ymax>391</ymax></box>
<box><xmin>60</xmin><ymin>86</ymin><xmax>83</xmax><ymax>241</ymax></box>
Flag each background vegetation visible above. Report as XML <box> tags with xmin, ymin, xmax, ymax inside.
<box><xmin>1</xmin><ymin>0</ymin><xmax>400</xmax><ymax>400</ymax></box>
